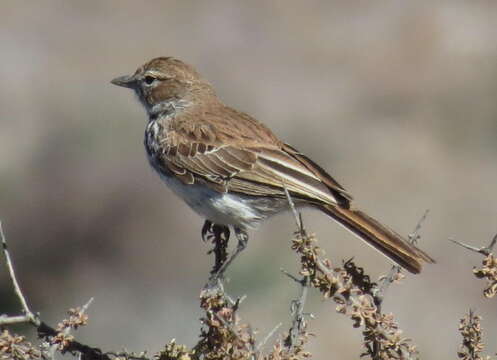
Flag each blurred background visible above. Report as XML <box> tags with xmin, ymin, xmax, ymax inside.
<box><xmin>1</xmin><ymin>1</ymin><xmax>497</xmax><ymax>358</ymax></box>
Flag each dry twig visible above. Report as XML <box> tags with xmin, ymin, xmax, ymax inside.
<box><xmin>450</xmin><ymin>233</ymin><xmax>497</xmax><ymax>257</ymax></box>
<box><xmin>374</xmin><ymin>210</ymin><xmax>429</xmax><ymax>308</ymax></box>
<box><xmin>289</xmin><ymin>215</ymin><xmax>423</xmax><ymax>359</ymax></box>
<box><xmin>457</xmin><ymin>310</ymin><xmax>491</xmax><ymax>360</ymax></box>
<box><xmin>0</xmin><ymin>222</ymin><xmax>114</xmax><ymax>360</ymax></box>
<box><xmin>1</xmin><ymin>194</ymin><xmax>432</xmax><ymax>360</ymax></box>
<box><xmin>451</xmin><ymin>233</ymin><xmax>497</xmax><ymax>299</ymax></box>
<box><xmin>0</xmin><ymin>222</ymin><xmax>39</xmax><ymax>327</ymax></box>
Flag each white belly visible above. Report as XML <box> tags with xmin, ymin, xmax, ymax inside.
<box><xmin>159</xmin><ymin>173</ymin><xmax>268</xmax><ymax>228</ymax></box>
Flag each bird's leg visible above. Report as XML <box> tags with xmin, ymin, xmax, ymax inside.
<box><xmin>207</xmin><ymin>226</ymin><xmax>249</xmax><ymax>286</ymax></box>
<box><xmin>202</xmin><ymin>220</ymin><xmax>231</xmax><ymax>275</ymax></box>
<box><xmin>210</xmin><ymin>224</ymin><xmax>230</xmax><ymax>275</ymax></box>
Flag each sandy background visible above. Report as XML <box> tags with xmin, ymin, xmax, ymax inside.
<box><xmin>1</xmin><ymin>1</ymin><xmax>497</xmax><ymax>358</ymax></box>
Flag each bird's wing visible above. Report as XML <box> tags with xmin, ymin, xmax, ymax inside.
<box><xmin>159</xmin><ymin>126</ymin><xmax>351</xmax><ymax>206</ymax></box>
<box><xmin>281</xmin><ymin>143</ymin><xmax>353</xmax><ymax>204</ymax></box>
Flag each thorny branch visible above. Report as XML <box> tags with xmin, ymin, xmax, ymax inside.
<box><xmin>282</xmin><ymin>187</ymin><xmax>425</xmax><ymax>359</ymax></box>
<box><xmin>289</xmin><ymin>208</ymin><xmax>431</xmax><ymax>359</ymax></box>
<box><xmin>281</xmin><ymin>185</ymin><xmax>312</xmax><ymax>353</ymax></box>
<box><xmin>1</xmin><ymin>197</ymin><xmax>436</xmax><ymax>360</ymax></box>
<box><xmin>290</xmin><ymin>226</ymin><xmax>419</xmax><ymax>359</ymax></box>
<box><xmin>451</xmin><ymin>232</ymin><xmax>497</xmax><ymax>299</ymax></box>
<box><xmin>457</xmin><ymin>310</ymin><xmax>491</xmax><ymax>360</ymax></box>
<box><xmin>0</xmin><ymin>222</ymin><xmax>39</xmax><ymax>328</ymax></box>
<box><xmin>46</xmin><ymin>297</ymin><xmax>94</xmax><ymax>359</ymax></box>
<box><xmin>374</xmin><ymin>209</ymin><xmax>429</xmax><ymax>308</ymax></box>
<box><xmin>473</xmin><ymin>254</ymin><xmax>497</xmax><ymax>299</ymax></box>
<box><xmin>0</xmin><ymin>223</ymin><xmax>112</xmax><ymax>360</ymax></box>
<box><xmin>283</xmin><ymin>275</ymin><xmax>310</xmax><ymax>351</ymax></box>
<box><xmin>450</xmin><ymin>233</ymin><xmax>497</xmax><ymax>257</ymax></box>
<box><xmin>0</xmin><ymin>218</ymin><xmax>315</xmax><ymax>360</ymax></box>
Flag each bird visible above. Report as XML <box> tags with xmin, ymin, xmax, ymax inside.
<box><xmin>111</xmin><ymin>57</ymin><xmax>434</xmax><ymax>277</ymax></box>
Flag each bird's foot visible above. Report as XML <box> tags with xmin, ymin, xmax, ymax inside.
<box><xmin>201</xmin><ymin>225</ymin><xmax>249</xmax><ymax>292</ymax></box>
<box><xmin>201</xmin><ymin>220</ymin><xmax>230</xmax><ymax>275</ymax></box>
<box><xmin>207</xmin><ymin>227</ymin><xmax>248</xmax><ymax>279</ymax></box>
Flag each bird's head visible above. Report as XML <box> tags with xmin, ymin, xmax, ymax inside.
<box><xmin>111</xmin><ymin>57</ymin><xmax>214</xmax><ymax>117</ymax></box>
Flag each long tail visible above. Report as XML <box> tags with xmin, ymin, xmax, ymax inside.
<box><xmin>319</xmin><ymin>204</ymin><xmax>435</xmax><ymax>274</ymax></box>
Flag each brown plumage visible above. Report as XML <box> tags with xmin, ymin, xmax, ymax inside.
<box><xmin>111</xmin><ymin>57</ymin><xmax>435</xmax><ymax>274</ymax></box>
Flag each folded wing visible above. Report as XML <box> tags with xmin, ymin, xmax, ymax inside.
<box><xmin>160</xmin><ymin>130</ymin><xmax>349</xmax><ymax>206</ymax></box>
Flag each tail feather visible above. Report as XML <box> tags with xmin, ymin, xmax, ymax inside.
<box><xmin>320</xmin><ymin>204</ymin><xmax>435</xmax><ymax>274</ymax></box>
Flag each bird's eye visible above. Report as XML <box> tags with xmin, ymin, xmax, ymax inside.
<box><xmin>144</xmin><ymin>76</ymin><xmax>156</xmax><ymax>85</ymax></box>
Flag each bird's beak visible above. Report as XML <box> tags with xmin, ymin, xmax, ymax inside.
<box><xmin>110</xmin><ymin>75</ymin><xmax>137</xmax><ymax>88</ymax></box>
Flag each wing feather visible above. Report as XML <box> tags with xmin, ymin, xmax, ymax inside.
<box><xmin>160</xmin><ymin>128</ymin><xmax>349</xmax><ymax>206</ymax></box>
